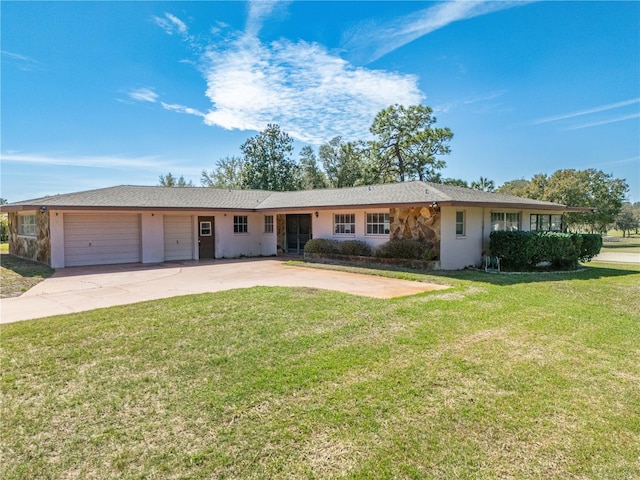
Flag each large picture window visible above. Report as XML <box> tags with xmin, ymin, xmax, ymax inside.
<box><xmin>530</xmin><ymin>214</ymin><xmax>563</xmax><ymax>232</ymax></box>
<box><xmin>491</xmin><ymin>212</ymin><xmax>521</xmax><ymax>231</ymax></box>
<box><xmin>366</xmin><ymin>213</ymin><xmax>389</xmax><ymax>235</ymax></box>
<box><xmin>18</xmin><ymin>214</ymin><xmax>37</xmax><ymax>236</ymax></box>
<box><xmin>233</xmin><ymin>215</ymin><xmax>248</xmax><ymax>233</ymax></box>
<box><xmin>334</xmin><ymin>214</ymin><xmax>355</xmax><ymax>235</ymax></box>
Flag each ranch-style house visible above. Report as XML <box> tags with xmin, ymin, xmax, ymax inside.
<box><xmin>3</xmin><ymin>181</ymin><xmax>584</xmax><ymax>270</ymax></box>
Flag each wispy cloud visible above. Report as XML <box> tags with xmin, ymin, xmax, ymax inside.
<box><xmin>563</xmin><ymin>113</ymin><xmax>640</xmax><ymax>131</ymax></box>
<box><xmin>128</xmin><ymin>87</ymin><xmax>159</xmax><ymax>103</ymax></box>
<box><xmin>199</xmin><ymin>35</ymin><xmax>423</xmax><ymax>143</ymax></box>
<box><xmin>2</xmin><ymin>50</ymin><xmax>43</xmax><ymax>71</ymax></box>
<box><xmin>532</xmin><ymin>98</ymin><xmax>640</xmax><ymax>125</ymax></box>
<box><xmin>1</xmin><ymin>152</ymin><xmax>173</xmax><ymax>170</ymax></box>
<box><xmin>245</xmin><ymin>0</ymin><xmax>290</xmax><ymax>37</ymax></box>
<box><xmin>343</xmin><ymin>1</ymin><xmax>532</xmax><ymax>63</ymax></box>
<box><xmin>152</xmin><ymin>13</ymin><xmax>188</xmax><ymax>35</ymax></box>
<box><xmin>149</xmin><ymin>9</ymin><xmax>425</xmax><ymax>144</ymax></box>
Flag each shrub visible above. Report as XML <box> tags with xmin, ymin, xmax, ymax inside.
<box><xmin>0</xmin><ymin>218</ymin><xmax>8</xmax><ymax>243</ymax></box>
<box><xmin>338</xmin><ymin>240</ymin><xmax>373</xmax><ymax>257</ymax></box>
<box><xmin>304</xmin><ymin>238</ymin><xmax>340</xmax><ymax>254</ymax></box>
<box><xmin>489</xmin><ymin>231</ymin><xmax>601</xmax><ymax>270</ymax></box>
<box><xmin>579</xmin><ymin>234</ymin><xmax>603</xmax><ymax>262</ymax></box>
<box><xmin>375</xmin><ymin>238</ymin><xmax>435</xmax><ymax>260</ymax></box>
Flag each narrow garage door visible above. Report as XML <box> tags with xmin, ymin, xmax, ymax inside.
<box><xmin>64</xmin><ymin>214</ymin><xmax>141</xmax><ymax>267</ymax></box>
<box><xmin>164</xmin><ymin>215</ymin><xmax>194</xmax><ymax>261</ymax></box>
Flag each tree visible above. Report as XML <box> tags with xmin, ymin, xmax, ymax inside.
<box><xmin>369</xmin><ymin>104</ymin><xmax>453</xmax><ymax>182</ymax></box>
<box><xmin>319</xmin><ymin>137</ymin><xmax>372</xmax><ymax>188</ymax></box>
<box><xmin>241</xmin><ymin>124</ymin><xmax>301</xmax><ymax>191</ymax></box>
<box><xmin>299</xmin><ymin>146</ymin><xmax>328</xmax><ymax>190</ymax></box>
<box><xmin>158</xmin><ymin>173</ymin><xmax>194</xmax><ymax>187</ymax></box>
<box><xmin>614</xmin><ymin>203</ymin><xmax>639</xmax><ymax>237</ymax></box>
<box><xmin>470</xmin><ymin>177</ymin><xmax>495</xmax><ymax>192</ymax></box>
<box><xmin>544</xmin><ymin>169</ymin><xmax>628</xmax><ymax>233</ymax></box>
<box><xmin>496</xmin><ymin>179</ymin><xmax>530</xmax><ymax>197</ymax></box>
<box><xmin>440</xmin><ymin>178</ymin><xmax>469</xmax><ymax>188</ymax></box>
<box><xmin>0</xmin><ymin>198</ymin><xmax>7</xmax><ymax>205</ymax></box>
<box><xmin>201</xmin><ymin>156</ymin><xmax>247</xmax><ymax>189</ymax></box>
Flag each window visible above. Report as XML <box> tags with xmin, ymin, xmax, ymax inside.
<box><xmin>530</xmin><ymin>214</ymin><xmax>563</xmax><ymax>232</ymax></box>
<box><xmin>334</xmin><ymin>214</ymin><xmax>355</xmax><ymax>235</ymax></box>
<box><xmin>199</xmin><ymin>221</ymin><xmax>212</xmax><ymax>236</ymax></box>
<box><xmin>18</xmin><ymin>214</ymin><xmax>36</xmax><ymax>236</ymax></box>
<box><xmin>234</xmin><ymin>215</ymin><xmax>248</xmax><ymax>233</ymax></box>
<box><xmin>264</xmin><ymin>215</ymin><xmax>274</xmax><ymax>233</ymax></box>
<box><xmin>366</xmin><ymin>213</ymin><xmax>389</xmax><ymax>235</ymax></box>
<box><xmin>491</xmin><ymin>212</ymin><xmax>521</xmax><ymax>231</ymax></box>
<box><xmin>455</xmin><ymin>211</ymin><xmax>465</xmax><ymax>237</ymax></box>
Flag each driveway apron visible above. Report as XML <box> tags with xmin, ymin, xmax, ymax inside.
<box><xmin>1</xmin><ymin>258</ymin><xmax>447</xmax><ymax>324</ymax></box>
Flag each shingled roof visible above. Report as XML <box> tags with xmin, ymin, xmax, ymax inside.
<box><xmin>3</xmin><ymin>181</ymin><xmax>577</xmax><ymax>212</ymax></box>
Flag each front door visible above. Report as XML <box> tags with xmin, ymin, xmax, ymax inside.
<box><xmin>286</xmin><ymin>214</ymin><xmax>311</xmax><ymax>254</ymax></box>
<box><xmin>198</xmin><ymin>216</ymin><xmax>215</xmax><ymax>259</ymax></box>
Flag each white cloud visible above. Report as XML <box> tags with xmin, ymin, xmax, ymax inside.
<box><xmin>245</xmin><ymin>0</ymin><xmax>290</xmax><ymax>37</ymax></box>
<box><xmin>128</xmin><ymin>87</ymin><xmax>159</xmax><ymax>103</ymax></box>
<box><xmin>0</xmin><ymin>152</ymin><xmax>172</xmax><ymax>170</ymax></box>
<box><xmin>532</xmin><ymin>98</ymin><xmax>640</xmax><ymax>125</ymax></box>
<box><xmin>2</xmin><ymin>50</ymin><xmax>42</xmax><ymax>71</ymax></box>
<box><xmin>343</xmin><ymin>1</ymin><xmax>532</xmax><ymax>63</ymax></box>
<box><xmin>153</xmin><ymin>12</ymin><xmax>188</xmax><ymax>35</ymax></box>
<box><xmin>199</xmin><ymin>35</ymin><xmax>424</xmax><ymax>143</ymax></box>
<box><xmin>161</xmin><ymin>102</ymin><xmax>205</xmax><ymax>118</ymax></box>
<box><xmin>563</xmin><ymin>113</ymin><xmax>640</xmax><ymax>131</ymax></box>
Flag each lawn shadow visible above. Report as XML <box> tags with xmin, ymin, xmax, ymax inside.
<box><xmin>0</xmin><ymin>253</ymin><xmax>54</xmax><ymax>278</ymax></box>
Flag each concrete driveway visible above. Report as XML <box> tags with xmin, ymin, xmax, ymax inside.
<box><xmin>1</xmin><ymin>258</ymin><xmax>448</xmax><ymax>324</ymax></box>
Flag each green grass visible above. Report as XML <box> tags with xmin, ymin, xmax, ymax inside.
<box><xmin>0</xmin><ymin>243</ymin><xmax>8</xmax><ymax>254</ymax></box>
<box><xmin>2</xmin><ymin>263</ymin><xmax>639</xmax><ymax>479</ymax></box>
<box><xmin>601</xmin><ymin>234</ymin><xmax>640</xmax><ymax>254</ymax></box>
<box><xmin>0</xmin><ymin>252</ymin><xmax>55</xmax><ymax>298</ymax></box>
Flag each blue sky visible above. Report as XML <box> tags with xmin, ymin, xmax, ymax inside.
<box><xmin>2</xmin><ymin>1</ymin><xmax>639</xmax><ymax>203</ymax></box>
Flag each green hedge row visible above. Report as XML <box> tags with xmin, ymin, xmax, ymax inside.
<box><xmin>489</xmin><ymin>231</ymin><xmax>602</xmax><ymax>270</ymax></box>
<box><xmin>304</xmin><ymin>238</ymin><xmax>436</xmax><ymax>260</ymax></box>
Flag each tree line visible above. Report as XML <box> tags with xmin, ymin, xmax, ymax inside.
<box><xmin>157</xmin><ymin>103</ymin><xmax>632</xmax><ymax>234</ymax></box>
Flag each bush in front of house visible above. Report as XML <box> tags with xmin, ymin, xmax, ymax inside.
<box><xmin>375</xmin><ymin>238</ymin><xmax>436</xmax><ymax>261</ymax></box>
<box><xmin>338</xmin><ymin>240</ymin><xmax>373</xmax><ymax>257</ymax></box>
<box><xmin>490</xmin><ymin>231</ymin><xmax>602</xmax><ymax>270</ymax></box>
<box><xmin>304</xmin><ymin>238</ymin><xmax>341</xmax><ymax>254</ymax></box>
<box><xmin>579</xmin><ymin>234</ymin><xmax>603</xmax><ymax>262</ymax></box>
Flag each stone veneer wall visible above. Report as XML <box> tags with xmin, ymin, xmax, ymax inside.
<box><xmin>390</xmin><ymin>206</ymin><xmax>441</xmax><ymax>259</ymax></box>
<box><xmin>276</xmin><ymin>214</ymin><xmax>286</xmax><ymax>255</ymax></box>
<box><xmin>8</xmin><ymin>210</ymin><xmax>51</xmax><ymax>265</ymax></box>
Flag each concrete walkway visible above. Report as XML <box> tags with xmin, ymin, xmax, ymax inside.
<box><xmin>592</xmin><ymin>252</ymin><xmax>640</xmax><ymax>264</ymax></box>
<box><xmin>0</xmin><ymin>258</ymin><xmax>448</xmax><ymax>324</ymax></box>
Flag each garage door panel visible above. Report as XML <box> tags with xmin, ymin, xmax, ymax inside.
<box><xmin>64</xmin><ymin>214</ymin><xmax>141</xmax><ymax>267</ymax></box>
<box><xmin>164</xmin><ymin>216</ymin><xmax>194</xmax><ymax>261</ymax></box>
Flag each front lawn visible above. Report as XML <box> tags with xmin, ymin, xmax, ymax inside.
<box><xmin>1</xmin><ymin>264</ymin><xmax>639</xmax><ymax>479</ymax></box>
<box><xmin>0</xmin><ymin>252</ymin><xmax>55</xmax><ymax>298</ymax></box>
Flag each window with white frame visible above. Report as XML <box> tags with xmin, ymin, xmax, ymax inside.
<box><xmin>264</xmin><ymin>215</ymin><xmax>274</xmax><ymax>233</ymax></box>
<box><xmin>366</xmin><ymin>213</ymin><xmax>389</xmax><ymax>235</ymax></box>
<box><xmin>491</xmin><ymin>212</ymin><xmax>521</xmax><ymax>231</ymax></box>
<box><xmin>233</xmin><ymin>215</ymin><xmax>248</xmax><ymax>233</ymax></box>
<box><xmin>334</xmin><ymin>214</ymin><xmax>355</xmax><ymax>235</ymax></box>
<box><xmin>455</xmin><ymin>211</ymin><xmax>465</xmax><ymax>237</ymax></box>
<box><xmin>530</xmin><ymin>214</ymin><xmax>563</xmax><ymax>232</ymax></box>
<box><xmin>18</xmin><ymin>214</ymin><xmax>37</xmax><ymax>236</ymax></box>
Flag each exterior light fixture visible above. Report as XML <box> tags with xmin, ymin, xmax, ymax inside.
<box><xmin>315</xmin><ymin>211</ymin><xmax>319</xmax><ymax>218</ymax></box>
<box><xmin>39</xmin><ymin>206</ymin><xmax>47</xmax><ymax>213</ymax></box>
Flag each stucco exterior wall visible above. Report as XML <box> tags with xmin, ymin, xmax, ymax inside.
<box><xmin>8</xmin><ymin>210</ymin><xmax>51</xmax><ymax>265</ymax></box>
<box><xmin>214</xmin><ymin>212</ymin><xmax>276</xmax><ymax>258</ymax></box>
<box><xmin>440</xmin><ymin>206</ymin><xmax>485</xmax><ymax>270</ymax></box>
<box><xmin>311</xmin><ymin>208</ymin><xmax>392</xmax><ymax>250</ymax></box>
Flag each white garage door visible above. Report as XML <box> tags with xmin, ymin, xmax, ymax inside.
<box><xmin>64</xmin><ymin>214</ymin><xmax>141</xmax><ymax>267</ymax></box>
<box><xmin>164</xmin><ymin>215</ymin><xmax>194</xmax><ymax>261</ymax></box>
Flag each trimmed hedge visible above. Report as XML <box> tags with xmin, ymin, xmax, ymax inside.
<box><xmin>304</xmin><ymin>238</ymin><xmax>340</xmax><ymax>254</ymax></box>
<box><xmin>339</xmin><ymin>240</ymin><xmax>373</xmax><ymax>257</ymax></box>
<box><xmin>375</xmin><ymin>238</ymin><xmax>436</xmax><ymax>261</ymax></box>
<box><xmin>489</xmin><ymin>231</ymin><xmax>602</xmax><ymax>271</ymax></box>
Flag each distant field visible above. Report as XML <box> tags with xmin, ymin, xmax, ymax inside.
<box><xmin>2</xmin><ymin>263</ymin><xmax>639</xmax><ymax>479</ymax></box>
<box><xmin>602</xmin><ymin>232</ymin><xmax>640</xmax><ymax>254</ymax></box>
